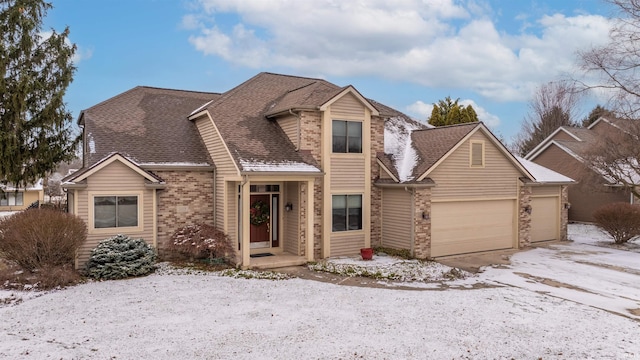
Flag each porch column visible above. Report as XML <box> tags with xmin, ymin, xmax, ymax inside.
<box><xmin>305</xmin><ymin>179</ymin><xmax>315</xmax><ymax>261</ymax></box>
<box><xmin>241</xmin><ymin>179</ymin><xmax>251</xmax><ymax>268</ymax></box>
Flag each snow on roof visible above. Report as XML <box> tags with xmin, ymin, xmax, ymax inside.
<box><xmin>516</xmin><ymin>156</ymin><xmax>573</xmax><ymax>183</ymax></box>
<box><xmin>239</xmin><ymin>159</ymin><xmax>321</xmax><ymax>172</ymax></box>
<box><xmin>0</xmin><ymin>179</ymin><xmax>44</xmax><ymax>191</ymax></box>
<box><xmin>138</xmin><ymin>162</ymin><xmax>211</xmax><ymax>167</ymax></box>
<box><xmin>384</xmin><ymin>116</ymin><xmax>424</xmax><ymax>182</ymax></box>
<box><xmin>597</xmin><ymin>158</ymin><xmax>640</xmax><ymax>185</ymax></box>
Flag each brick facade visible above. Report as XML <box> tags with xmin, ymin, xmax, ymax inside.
<box><xmin>518</xmin><ymin>184</ymin><xmax>532</xmax><ymax>248</ymax></box>
<box><xmin>298</xmin><ymin>111</ymin><xmax>324</xmax><ymax>258</ymax></box>
<box><xmin>413</xmin><ymin>188</ymin><xmax>432</xmax><ymax>259</ymax></box>
<box><xmin>370</xmin><ymin>116</ymin><xmax>385</xmax><ymax>247</ymax></box>
<box><xmin>154</xmin><ymin>170</ymin><xmax>214</xmax><ymax>257</ymax></box>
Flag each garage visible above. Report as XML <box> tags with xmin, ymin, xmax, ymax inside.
<box><xmin>530</xmin><ymin>196</ymin><xmax>559</xmax><ymax>242</ymax></box>
<box><xmin>431</xmin><ymin>199</ymin><xmax>516</xmax><ymax>257</ymax></box>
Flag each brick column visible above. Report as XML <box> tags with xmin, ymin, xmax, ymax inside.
<box><xmin>518</xmin><ymin>185</ymin><xmax>532</xmax><ymax>248</ymax></box>
<box><xmin>413</xmin><ymin>188</ymin><xmax>431</xmax><ymax>259</ymax></box>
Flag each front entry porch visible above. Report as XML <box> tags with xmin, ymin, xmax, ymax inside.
<box><xmin>236</xmin><ymin>178</ymin><xmax>317</xmax><ymax>269</ymax></box>
<box><xmin>248</xmin><ymin>252</ymin><xmax>308</xmax><ymax>269</ymax></box>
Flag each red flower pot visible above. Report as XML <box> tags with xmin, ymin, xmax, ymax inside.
<box><xmin>360</xmin><ymin>247</ymin><xmax>373</xmax><ymax>260</ymax></box>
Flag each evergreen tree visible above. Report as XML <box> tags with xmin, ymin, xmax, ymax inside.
<box><xmin>581</xmin><ymin>105</ymin><xmax>614</xmax><ymax>127</ymax></box>
<box><xmin>428</xmin><ymin>96</ymin><xmax>479</xmax><ymax>126</ymax></box>
<box><xmin>0</xmin><ymin>0</ymin><xmax>79</xmax><ymax>188</ymax></box>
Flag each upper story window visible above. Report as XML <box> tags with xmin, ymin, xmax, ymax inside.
<box><xmin>470</xmin><ymin>141</ymin><xmax>484</xmax><ymax>167</ymax></box>
<box><xmin>0</xmin><ymin>191</ymin><xmax>23</xmax><ymax>206</ymax></box>
<box><xmin>332</xmin><ymin>120</ymin><xmax>362</xmax><ymax>153</ymax></box>
<box><xmin>94</xmin><ymin>195</ymin><xmax>138</xmax><ymax>228</ymax></box>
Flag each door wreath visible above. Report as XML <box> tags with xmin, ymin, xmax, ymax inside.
<box><xmin>250</xmin><ymin>200</ymin><xmax>270</xmax><ymax>226</ymax></box>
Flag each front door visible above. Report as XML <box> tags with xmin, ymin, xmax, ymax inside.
<box><xmin>249</xmin><ymin>194</ymin><xmax>270</xmax><ymax>248</ymax></box>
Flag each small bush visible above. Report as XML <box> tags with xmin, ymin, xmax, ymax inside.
<box><xmin>168</xmin><ymin>224</ymin><xmax>234</xmax><ymax>262</ymax></box>
<box><xmin>0</xmin><ymin>208</ymin><xmax>87</xmax><ymax>271</ymax></box>
<box><xmin>85</xmin><ymin>234</ymin><xmax>156</xmax><ymax>280</ymax></box>
<box><xmin>593</xmin><ymin>203</ymin><xmax>640</xmax><ymax>244</ymax></box>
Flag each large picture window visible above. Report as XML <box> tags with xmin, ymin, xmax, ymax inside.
<box><xmin>94</xmin><ymin>196</ymin><xmax>138</xmax><ymax>228</ymax></box>
<box><xmin>0</xmin><ymin>191</ymin><xmax>23</xmax><ymax>206</ymax></box>
<box><xmin>332</xmin><ymin>194</ymin><xmax>362</xmax><ymax>232</ymax></box>
<box><xmin>332</xmin><ymin>120</ymin><xmax>362</xmax><ymax>153</ymax></box>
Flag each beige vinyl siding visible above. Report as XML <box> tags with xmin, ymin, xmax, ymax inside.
<box><xmin>430</xmin><ymin>132</ymin><xmax>521</xmax><ymax>199</ymax></box>
<box><xmin>195</xmin><ymin>117</ymin><xmax>239</xmax><ymax>230</ymax></box>
<box><xmin>76</xmin><ymin>161</ymin><xmax>155</xmax><ymax>267</ymax></box>
<box><xmin>531</xmin><ymin>196</ymin><xmax>559</xmax><ymax>242</ymax></box>
<box><xmin>0</xmin><ymin>189</ymin><xmax>43</xmax><ymax>211</ymax></box>
<box><xmin>381</xmin><ymin>188</ymin><xmax>412</xmax><ymax>250</ymax></box>
<box><xmin>532</xmin><ymin>186</ymin><xmax>560</xmax><ymax>196</ymax></box>
<box><xmin>284</xmin><ymin>182</ymin><xmax>299</xmax><ymax>255</ymax></box>
<box><xmin>227</xmin><ymin>181</ymin><xmax>237</xmax><ymax>245</ymax></box>
<box><xmin>331</xmin><ymin>232</ymin><xmax>365</xmax><ymax>256</ymax></box>
<box><xmin>330</xmin><ymin>157</ymin><xmax>366</xmax><ymax>190</ymax></box>
<box><xmin>330</xmin><ymin>93</ymin><xmax>365</xmax><ymax>118</ymax></box>
<box><xmin>276</xmin><ymin>114</ymin><xmax>299</xmax><ymax>147</ymax></box>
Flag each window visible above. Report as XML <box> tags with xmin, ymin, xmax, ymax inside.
<box><xmin>332</xmin><ymin>120</ymin><xmax>362</xmax><ymax>153</ymax></box>
<box><xmin>332</xmin><ymin>195</ymin><xmax>362</xmax><ymax>232</ymax></box>
<box><xmin>94</xmin><ymin>196</ymin><xmax>138</xmax><ymax>228</ymax></box>
<box><xmin>0</xmin><ymin>191</ymin><xmax>23</xmax><ymax>206</ymax></box>
<box><xmin>470</xmin><ymin>141</ymin><xmax>484</xmax><ymax>167</ymax></box>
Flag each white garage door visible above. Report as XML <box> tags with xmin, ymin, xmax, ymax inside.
<box><xmin>431</xmin><ymin>199</ymin><xmax>515</xmax><ymax>257</ymax></box>
<box><xmin>530</xmin><ymin>196</ymin><xmax>559</xmax><ymax>242</ymax></box>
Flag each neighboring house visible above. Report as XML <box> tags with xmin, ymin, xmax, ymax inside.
<box><xmin>0</xmin><ymin>179</ymin><xmax>44</xmax><ymax>212</ymax></box>
<box><xmin>62</xmin><ymin>72</ymin><xmax>572</xmax><ymax>269</ymax></box>
<box><xmin>525</xmin><ymin>117</ymin><xmax>636</xmax><ymax>222</ymax></box>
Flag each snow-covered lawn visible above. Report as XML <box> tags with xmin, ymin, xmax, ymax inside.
<box><xmin>0</xmin><ymin>211</ymin><xmax>16</xmax><ymax>219</ymax></box>
<box><xmin>1</xmin><ymin>224</ymin><xmax>640</xmax><ymax>359</ymax></box>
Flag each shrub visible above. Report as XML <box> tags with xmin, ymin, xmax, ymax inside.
<box><xmin>0</xmin><ymin>208</ymin><xmax>87</xmax><ymax>271</ymax></box>
<box><xmin>168</xmin><ymin>224</ymin><xmax>234</xmax><ymax>262</ymax></box>
<box><xmin>593</xmin><ymin>202</ymin><xmax>640</xmax><ymax>244</ymax></box>
<box><xmin>85</xmin><ymin>234</ymin><xmax>156</xmax><ymax>280</ymax></box>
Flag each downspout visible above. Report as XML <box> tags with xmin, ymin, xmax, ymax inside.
<box><xmin>239</xmin><ymin>175</ymin><xmax>249</xmax><ymax>250</ymax></box>
<box><xmin>289</xmin><ymin>109</ymin><xmax>301</xmax><ymax>151</ymax></box>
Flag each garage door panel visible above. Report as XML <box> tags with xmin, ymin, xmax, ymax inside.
<box><xmin>531</xmin><ymin>197</ymin><xmax>558</xmax><ymax>242</ymax></box>
<box><xmin>431</xmin><ymin>200</ymin><xmax>515</xmax><ymax>257</ymax></box>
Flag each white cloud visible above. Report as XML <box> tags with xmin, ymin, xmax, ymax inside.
<box><xmin>407</xmin><ymin>99</ymin><xmax>500</xmax><ymax>127</ymax></box>
<box><xmin>185</xmin><ymin>0</ymin><xmax>612</xmax><ymax>102</ymax></box>
<box><xmin>39</xmin><ymin>30</ymin><xmax>92</xmax><ymax>64</ymax></box>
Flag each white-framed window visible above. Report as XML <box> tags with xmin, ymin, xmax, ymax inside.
<box><xmin>332</xmin><ymin>194</ymin><xmax>362</xmax><ymax>232</ymax></box>
<box><xmin>0</xmin><ymin>191</ymin><xmax>23</xmax><ymax>206</ymax></box>
<box><xmin>332</xmin><ymin>120</ymin><xmax>362</xmax><ymax>153</ymax></box>
<box><xmin>93</xmin><ymin>195</ymin><xmax>138</xmax><ymax>228</ymax></box>
<box><xmin>470</xmin><ymin>140</ymin><xmax>485</xmax><ymax>167</ymax></box>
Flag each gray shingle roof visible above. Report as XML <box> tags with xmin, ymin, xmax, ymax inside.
<box><xmin>411</xmin><ymin>122</ymin><xmax>479</xmax><ymax>178</ymax></box>
<box><xmin>200</xmin><ymin>73</ymin><xmax>342</xmax><ymax>171</ymax></box>
<box><xmin>81</xmin><ymin>86</ymin><xmax>220</xmax><ymax>166</ymax></box>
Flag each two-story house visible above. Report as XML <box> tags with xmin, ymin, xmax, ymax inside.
<box><xmin>63</xmin><ymin>73</ymin><xmax>572</xmax><ymax>269</ymax></box>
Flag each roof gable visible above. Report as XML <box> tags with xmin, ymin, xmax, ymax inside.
<box><xmin>413</xmin><ymin>123</ymin><xmax>533</xmax><ymax>181</ymax></box>
<box><xmin>63</xmin><ymin>153</ymin><xmax>163</xmax><ymax>184</ymax></box>
<box><xmin>319</xmin><ymin>86</ymin><xmax>379</xmax><ymax>116</ymax></box>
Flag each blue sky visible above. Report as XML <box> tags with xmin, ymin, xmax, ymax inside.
<box><xmin>44</xmin><ymin>0</ymin><xmax>614</xmax><ymax>143</ymax></box>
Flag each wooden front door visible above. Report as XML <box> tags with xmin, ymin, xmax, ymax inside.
<box><xmin>249</xmin><ymin>194</ymin><xmax>270</xmax><ymax>246</ymax></box>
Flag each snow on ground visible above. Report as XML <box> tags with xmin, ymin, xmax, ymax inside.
<box><xmin>0</xmin><ymin>211</ymin><xmax>16</xmax><ymax>219</ymax></box>
<box><xmin>1</xmin><ymin>224</ymin><xmax>640</xmax><ymax>359</ymax></box>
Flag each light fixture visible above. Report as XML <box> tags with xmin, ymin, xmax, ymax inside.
<box><xmin>285</xmin><ymin>202</ymin><xmax>293</xmax><ymax>212</ymax></box>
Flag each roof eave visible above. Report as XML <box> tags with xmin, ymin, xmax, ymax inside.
<box><xmin>140</xmin><ymin>164</ymin><xmax>215</xmax><ymax>172</ymax></box>
<box><xmin>265</xmin><ymin>106</ymin><xmax>319</xmax><ymax>119</ymax></box>
<box><xmin>240</xmin><ymin>170</ymin><xmax>324</xmax><ymax>177</ymax></box>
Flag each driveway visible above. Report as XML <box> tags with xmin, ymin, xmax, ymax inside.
<box><xmin>466</xmin><ymin>224</ymin><xmax>640</xmax><ymax>321</ymax></box>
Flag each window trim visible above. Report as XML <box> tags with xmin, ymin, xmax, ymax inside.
<box><xmin>332</xmin><ymin>120</ymin><xmax>363</xmax><ymax>154</ymax></box>
<box><xmin>88</xmin><ymin>191</ymin><xmax>143</xmax><ymax>234</ymax></box>
<box><xmin>331</xmin><ymin>194</ymin><xmax>363</xmax><ymax>233</ymax></box>
<box><xmin>0</xmin><ymin>191</ymin><xmax>24</xmax><ymax>206</ymax></box>
<box><xmin>469</xmin><ymin>140</ymin><xmax>485</xmax><ymax>168</ymax></box>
